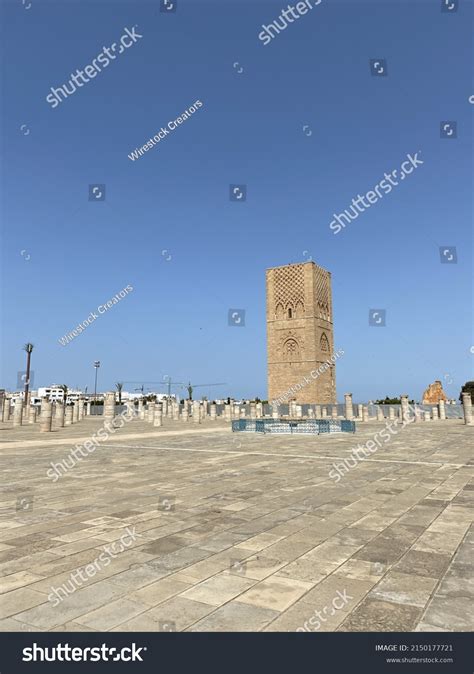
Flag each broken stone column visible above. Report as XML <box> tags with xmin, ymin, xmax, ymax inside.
<box><xmin>1</xmin><ymin>396</ymin><xmax>8</xmax><ymax>421</ymax></box>
<box><xmin>256</xmin><ymin>403</ymin><xmax>263</xmax><ymax>418</ymax></box>
<box><xmin>272</xmin><ymin>404</ymin><xmax>279</xmax><ymax>419</ymax></box>
<box><xmin>104</xmin><ymin>392</ymin><xmax>116</xmax><ymax>422</ymax></box>
<box><xmin>321</xmin><ymin>407</ymin><xmax>327</xmax><ymax>418</ymax></box>
<box><xmin>137</xmin><ymin>399</ymin><xmax>144</xmax><ymax>419</ymax></box>
<box><xmin>181</xmin><ymin>405</ymin><xmax>188</xmax><ymax>421</ymax></box>
<box><xmin>210</xmin><ymin>404</ymin><xmax>217</xmax><ymax>420</ymax></box>
<box><xmin>13</xmin><ymin>399</ymin><xmax>23</xmax><ymax>427</ymax></box>
<box><xmin>438</xmin><ymin>399</ymin><xmax>446</xmax><ymax>420</ymax></box>
<box><xmin>55</xmin><ymin>403</ymin><xmax>65</xmax><ymax>428</ymax></box>
<box><xmin>296</xmin><ymin>405</ymin><xmax>303</xmax><ymax>418</ymax></box>
<box><xmin>86</xmin><ymin>401</ymin><xmax>91</xmax><ymax>416</ymax></box>
<box><xmin>147</xmin><ymin>401</ymin><xmax>156</xmax><ymax>424</ymax></box>
<box><xmin>234</xmin><ymin>404</ymin><xmax>240</xmax><ymax>419</ymax></box>
<box><xmin>462</xmin><ymin>392</ymin><xmax>473</xmax><ymax>425</ymax></box>
<box><xmin>331</xmin><ymin>406</ymin><xmax>338</xmax><ymax>419</ymax></box>
<box><xmin>249</xmin><ymin>403</ymin><xmax>256</xmax><ymax>419</ymax></box>
<box><xmin>193</xmin><ymin>400</ymin><xmax>201</xmax><ymax>423</ymax></box>
<box><xmin>172</xmin><ymin>403</ymin><xmax>179</xmax><ymax>421</ymax></box>
<box><xmin>240</xmin><ymin>406</ymin><xmax>246</xmax><ymax>418</ymax></box>
<box><xmin>224</xmin><ymin>404</ymin><xmax>232</xmax><ymax>422</ymax></box>
<box><xmin>39</xmin><ymin>399</ymin><xmax>53</xmax><ymax>432</ymax></box>
<box><xmin>357</xmin><ymin>404</ymin><xmax>363</xmax><ymax>419</ymax></box>
<box><xmin>65</xmin><ymin>405</ymin><xmax>73</xmax><ymax>426</ymax></box>
<box><xmin>307</xmin><ymin>407</ymin><xmax>314</xmax><ymax>419</ymax></box>
<box><xmin>376</xmin><ymin>406</ymin><xmax>384</xmax><ymax>421</ymax></box>
<box><xmin>432</xmin><ymin>406</ymin><xmax>439</xmax><ymax>421</ymax></box>
<box><xmin>154</xmin><ymin>403</ymin><xmax>163</xmax><ymax>427</ymax></box>
<box><xmin>389</xmin><ymin>407</ymin><xmax>395</xmax><ymax>420</ymax></box>
<box><xmin>28</xmin><ymin>405</ymin><xmax>37</xmax><ymax>424</ymax></box>
<box><xmin>424</xmin><ymin>410</ymin><xmax>431</xmax><ymax>421</ymax></box>
<box><xmin>344</xmin><ymin>393</ymin><xmax>353</xmax><ymax>420</ymax></box>
<box><xmin>400</xmin><ymin>395</ymin><xmax>410</xmax><ymax>423</ymax></box>
<box><xmin>315</xmin><ymin>405</ymin><xmax>321</xmax><ymax>418</ymax></box>
<box><xmin>362</xmin><ymin>406</ymin><xmax>369</xmax><ymax>422</ymax></box>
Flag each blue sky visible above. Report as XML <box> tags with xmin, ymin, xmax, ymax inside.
<box><xmin>1</xmin><ymin>0</ymin><xmax>473</xmax><ymax>401</ymax></box>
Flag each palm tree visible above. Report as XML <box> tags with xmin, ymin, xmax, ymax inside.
<box><xmin>22</xmin><ymin>343</ymin><xmax>34</xmax><ymax>406</ymax></box>
<box><xmin>115</xmin><ymin>382</ymin><xmax>123</xmax><ymax>405</ymax></box>
<box><xmin>58</xmin><ymin>384</ymin><xmax>68</xmax><ymax>407</ymax></box>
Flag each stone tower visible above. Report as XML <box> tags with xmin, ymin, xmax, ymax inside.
<box><xmin>266</xmin><ymin>261</ymin><xmax>336</xmax><ymax>404</ymax></box>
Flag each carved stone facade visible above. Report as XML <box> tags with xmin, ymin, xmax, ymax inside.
<box><xmin>266</xmin><ymin>261</ymin><xmax>336</xmax><ymax>403</ymax></box>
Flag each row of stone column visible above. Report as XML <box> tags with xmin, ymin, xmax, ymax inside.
<box><xmin>4</xmin><ymin>397</ymin><xmax>90</xmax><ymax>432</ymax></box>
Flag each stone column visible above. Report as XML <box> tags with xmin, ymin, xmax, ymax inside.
<box><xmin>154</xmin><ymin>403</ymin><xmax>163</xmax><ymax>427</ymax></box>
<box><xmin>103</xmin><ymin>392</ymin><xmax>115</xmax><ymax>422</ymax></box>
<box><xmin>400</xmin><ymin>395</ymin><xmax>410</xmax><ymax>423</ymax></box>
<box><xmin>224</xmin><ymin>404</ymin><xmax>232</xmax><ymax>422</ymax></box>
<box><xmin>233</xmin><ymin>404</ymin><xmax>240</xmax><ymax>419</ymax></box>
<box><xmin>39</xmin><ymin>399</ymin><xmax>53</xmax><ymax>432</ymax></box>
<box><xmin>362</xmin><ymin>406</ymin><xmax>369</xmax><ymax>422</ymax></box>
<box><xmin>439</xmin><ymin>399</ymin><xmax>446</xmax><ymax>420</ymax></box>
<box><xmin>389</xmin><ymin>407</ymin><xmax>395</xmax><ymax>420</ymax></box>
<box><xmin>138</xmin><ymin>399</ymin><xmax>144</xmax><ymax>419</ymax></box>
<box><xmin>249</xmin><ymin>403</ymin><xmax>256</xmax><ymax>419</ymax></box>
<box><xmin>256</xmin><ymin>403</ymin><xmax>263</xmax><ymax>418</ymax></box>
<box><xmin>296</xmin><ymin>405</ymin><xmax>302</xmax><ymax>418</ymax></box>
<box><xmin>376</xmin><ymin>406</ymin><xmax>384</xmax><ymax>421</ymax></box>
<box><xmin>432</xmin><ymin>406</ymin><xmax>439</xmax><ymax>421</ymax></box>
<box><xmin>181</xmin><ymin>405</ymin><xmax>188</xmax><ymax>421</ymax></box>
<box><xmin>13</xmin><ymin>400</ymin><xmax>23</xmax><ymax>427</ymax></box>
<box><xmin>65</xmin><ymin>405</ymin><xmax>73</xmax><ymax>426</ymax></box>
<box><xmin>147</xmin><ymin>401</ymin><xmax>156</xmax><ymax>424</ymax></box>
<box><xmin>321</xmin><ymin>407</ymin><xmax>327</xmax><ymax>418</ymax></box>
<box><xmin>210</xmin><ymin>404</ymin><xmax>217</xmax><ymax>420</ymax></box>
<box><xmin>55</xmin><ymin>403</ymin><xmax>65</xmax><ymax>428</ymax></box>
<box><xmin>315</xmin><ymin>405</ymin><xmax>321</xmax><ymax>418</ymax></box>
<box><xmin>331</xmin><ymin>405</ymin><xmax>338</xmax><ymax>419</ymax></box>
<box><xmin>344</xmin><ymin>394</ymin><xmax>353</xmax><ymax>420</ymax></box>
<box><xmin>86</xmin><ymin>401</ymin><xmax>91</xmax><ymax>415</ymax></box>
<box><xmin>414</xmin><ymin>406</ymin><xmax>422</xmax><ymax>423</ymax></box>
<box><xmin>172</xmin><ymin>403</ymin><xmax>179</xmax><ymax>421</ymax></box>
<box><xmin>28</xmin><ymin>405</ymin><xmax>37</xmax><ymax>424</ymax></box>
<box><xmin>357</xmin><ymin>404</ymin><xmax>363</xmax><ymax>419</ymax></box>
<box><xmin>1</xmin><ymin>396</ymin><xmax>8</xmax><ymax>422</ymax></box>
<box><xmin>307</xmin><ymin>407</ymin><xmax>314</xmax><ymax>419</ymax></box>
<box><xmin>193</xmin><ymin>400</ymin><xmax>201</xmax><ymax>423</ymax></box>
<box><xmin>423</xmin><ymin>410</ymin><xmax>430</xmax><ymax>421</ymax></box>
<box><xmin>240</xmin><ymin>406</ymin><xmax>246</xmax><ymax>418</ymax></box>
<box><xmin>272</xmin><ymin>404</ymin><xmax>279</xmax><ymax>419</ymax></box>
<box><xmin>462</xmin><ymin>392</ymin><xmax>473</xmax><ymax>425</ymax></box>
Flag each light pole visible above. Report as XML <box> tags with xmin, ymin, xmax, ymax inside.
<box><xmin>93</xmin><ymin>361</ymin><xmax>100</xmax><ymax>415</ymax></box>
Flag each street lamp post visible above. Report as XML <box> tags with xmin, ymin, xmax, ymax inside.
<box><xmin>93</xmin><ymin>361</ymin><xmax>100</xmax><ymax>415</ymax></box>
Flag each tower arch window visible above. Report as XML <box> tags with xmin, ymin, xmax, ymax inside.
<box><xmin>320</xmin><ymin>333</ymin><xmax>329</xmax><ymax>352</ymax></box>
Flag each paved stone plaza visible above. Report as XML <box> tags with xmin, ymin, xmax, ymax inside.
<box><xmin>0</xmin><ymin>416</ymin><xmax>472</xmax><ymax>632</ymax></box>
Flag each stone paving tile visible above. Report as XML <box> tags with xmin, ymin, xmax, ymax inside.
<box><xmin>237</xmin><ymin>576</ymin><xmax>313</xmax><ymax>612</ymax></box>
<box><xmin>187</xmin><ymin>601</ymin><xmax>279</xmax><ymax>632</ymax></box>
<box><xmin>113</xmin><ymin>596</ymin><xmax>214</xmax><ymax>631</ymax></box>
<box><xmin>75</xmin><ymin>598</ymin><xmax>149</xmax><ymax>630</ymax></box>
<box><xmin>338</xmin><ymin>598</ymin><xmax>423</xmax><ymax>632</ymax></box>
<box><xmin>179</xmin><ymin>572</ymin><xmax>256</xmax><ymax>606</ymax></box>
<box><xmin>1</xmin><ymin>417</ymin><xmax>472</xmax><ymax>632</ymax></box>
<box><xmin>368</xmin><ymin>571</ymin><xmax>438</xmax><ymax>608</ymax></box>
